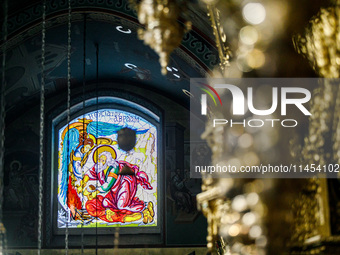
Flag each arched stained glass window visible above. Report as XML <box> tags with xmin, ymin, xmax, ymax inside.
<box><xmin>56</xmin><ymin>108</ymin><xmax>158</xmax><ymax>228</ymax></box>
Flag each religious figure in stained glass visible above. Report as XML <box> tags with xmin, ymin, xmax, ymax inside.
<box><xmin>57</xmin><ymin>109</ymin><xmax>158</xmax><ymax>228</ymax></box>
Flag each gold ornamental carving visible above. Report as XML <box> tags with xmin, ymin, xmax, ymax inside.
<box><xmin>129</xmin><ymin>0</ymin><xmax>191</xmax><ymax>75</ymax></box>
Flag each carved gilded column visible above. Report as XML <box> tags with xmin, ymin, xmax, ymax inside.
<box><xmin>291</xmin><ymin>1</ymin><xmax>340</xmax><ymax>253</ymax></box>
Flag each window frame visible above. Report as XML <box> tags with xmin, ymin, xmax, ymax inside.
<box><xmin>46</xmin><ymin>94</ymin><xmax>164</xmax><ymax>246</ymax></box>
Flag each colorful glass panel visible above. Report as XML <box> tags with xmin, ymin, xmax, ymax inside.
<box><xmin>57</xmin><ymin>109</ymin><xmax>158</xmax><ymax>228</ymax></box>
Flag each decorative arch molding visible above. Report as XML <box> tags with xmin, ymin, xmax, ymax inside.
<box><xmin>2</xmin><ymin>1</ymin><xmax>218</xmax><ymax>72</ymax></box>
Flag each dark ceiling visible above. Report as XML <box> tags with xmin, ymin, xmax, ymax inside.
<box><xmin>0</xmin><ymin>0</ymin><xmax>327</xmax><ymax>118</ymax></box>
<box><xmin>1</xmin><ymin>0</ymin><xmax>220</xmax><ymax>118</ymax></box>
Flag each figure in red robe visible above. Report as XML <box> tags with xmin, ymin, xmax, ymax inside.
<box><xmin>80</xmin><ymin>145</ymin><xmax>154</xmax><ymax>223</ymax></box>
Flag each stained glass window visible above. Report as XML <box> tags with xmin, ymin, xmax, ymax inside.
<box><xmin>57</xmin><ymin>109</ymin><xmax>158</xmax><ymax>228</ymax></box>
